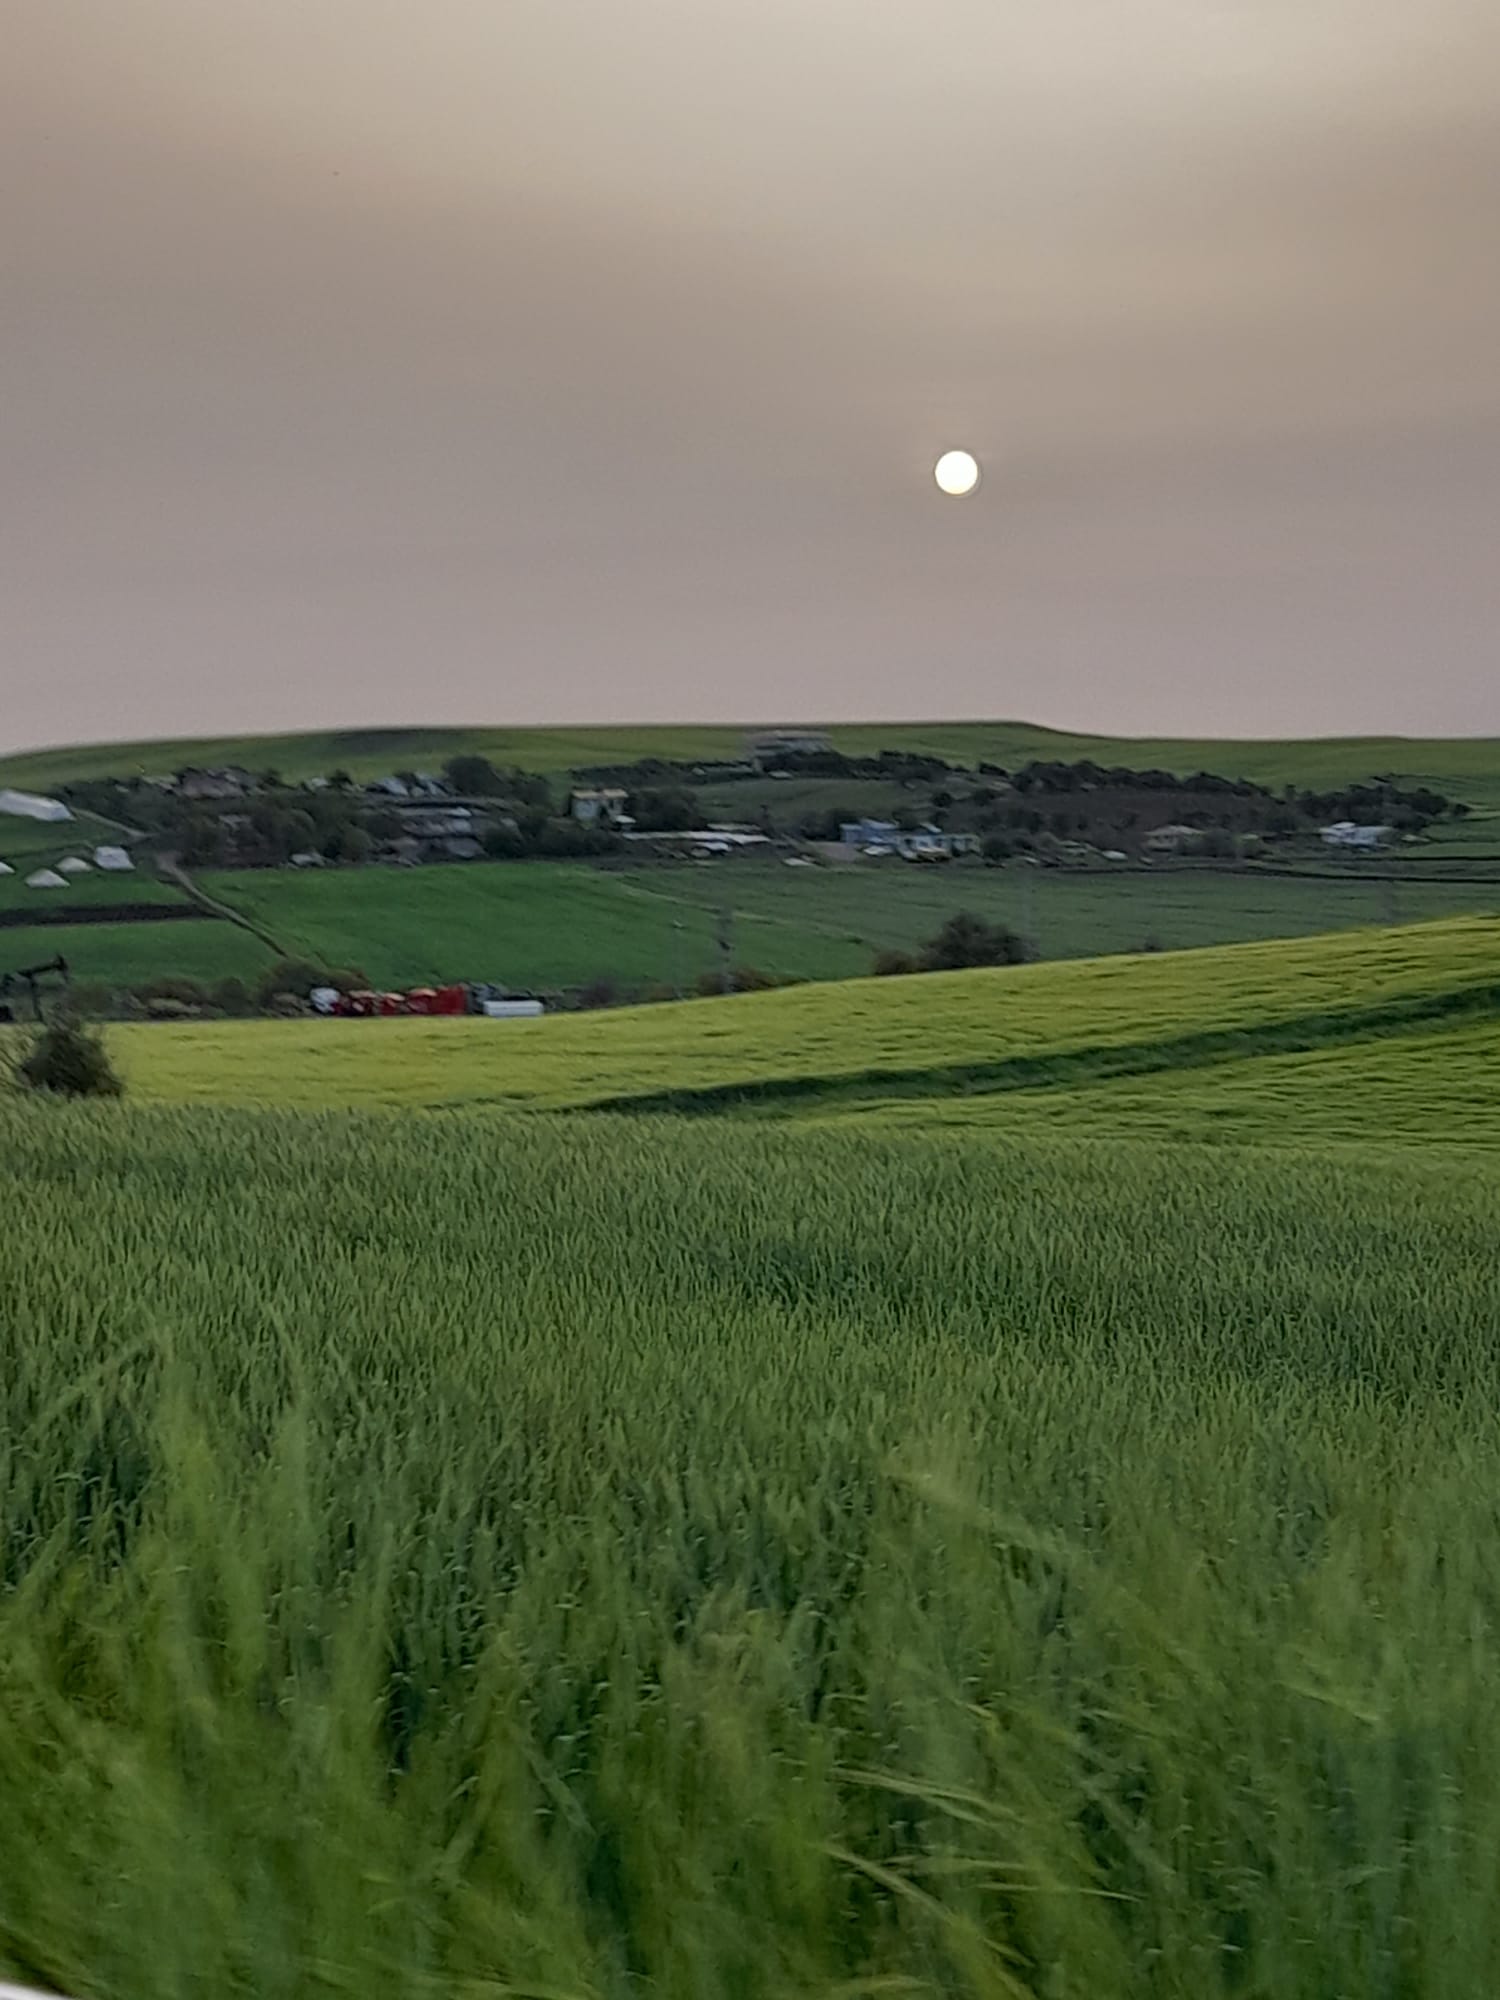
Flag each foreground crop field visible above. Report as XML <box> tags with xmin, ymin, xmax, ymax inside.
<box><xmin>5</xmin><ymin>1100</ymin><xmax>1500</xmax><ymax>1998</ymax></box>
<box><xmin>5</xmin><ymin>915</ymin><xmax>1500</xmax><ymax>1997</ymax></box>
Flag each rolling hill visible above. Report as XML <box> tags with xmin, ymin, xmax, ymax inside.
<box><xmin>6</xmin><ymin>717</ymin><xmax>1500</xmax><ymax>807</ymax></box>
<box><xmin>101</xmin><ymin>916</ymin><xmax>1500</xmax><ymax>1139</ymax></box>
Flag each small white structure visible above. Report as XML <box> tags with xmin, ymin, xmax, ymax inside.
<box><xmin>0</xmin><ymin>788</ymin><xmax>71</xmax><ymax>823</ymax></box>
<box><xmin>309</xmin><ymin>987</ymin><xmax>340</xmax><ymax>1015</ymax></box>
<box><xmin>1321</xmin><ymin>821</ymin><xmax>1390</xmax><ymax>851</ymax></box>
<box><xmin>57</xmin><ymin>855</ymin><xmax>91</xmax><ymax>874</ymax></box>
<box><xmin>570</xmin><ymin>787</ymin><xmax>630</xmax><ymax>826</ymax></box>
<box><xmin>26</xmin><ymin>868</ymin><xmax>67</xmax><ymax>889</ymax></box>
<box><xmin>1142</xmin><ymin>823</ymin><xmax>1201</xmax><ymax>855</ymax></box>
<box><xmin>483</xmin><ymin>998</ymin><xmax>544</xmax><ymax>1019</ymax></box>
<box><xmin>0</xmin><ymin>861</ymin><xmax>13</xmax><ymax>877</ymax></box>
<box><xmin>94</xmin><ymin>844</ymin><xmax>135</xmax><ymax>872</ymax></box>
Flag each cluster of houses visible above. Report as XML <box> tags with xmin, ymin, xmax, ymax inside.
<box><xmin>3</xmin><ymin>845</ymin><xmax>134</xmax><ymax>890</ymax></box>
<box><xmin>837</xmin><ymin>818</ymin><xmax>981</xmax><ymax>862</ymax></box>
<box><xmin>1141</xmin><ymin>820</ymin><xmax>1393</xmax><ymax>857</ymax></box>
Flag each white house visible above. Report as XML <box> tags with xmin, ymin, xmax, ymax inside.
<box><xmin>26</xmin><ymin>868</ymin><xmax>67</xmax><ymax>889</ymax></box>
<box><xmin>94</xmin><ymin>845</ymin><xmax>134</xmax><ymax>872</ymax></box>
<box><xmin>57</xmin><ymin>856</ymin><xmax>91</xmax><ymax>874</ymax></box>
<box><xmin>1321</xmin><ymin>821</ymin><xmax>1390</xmax><ymax>851</ymax></box>
<box><xmin>570</xmin><ymin>787</ymin><xmax>631</xmax><ymax>826</ymax></box>
<box><xmin>0</xmin><ymin>788</ymin><xmax>72</xmax><ymax>823</ymax></box>
<box><xmin>840</xmin><ymin>817</ymin><xmax>900</xmax><ymax>849</ymax></box>
<box><xmin>1142</xmin><ymin>823</ymin><xmax>1201</xmax><ymax>855</ymax></box>
<box><xmin>838</xmin><ymin>818</ymin><xmax>977</xmax><ymax>860</ymax></box>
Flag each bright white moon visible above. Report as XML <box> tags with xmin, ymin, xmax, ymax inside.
<box><xmin>934</xmin><ymin>449</ymin><xmax>981</xmax><ymax>496</ymax></box>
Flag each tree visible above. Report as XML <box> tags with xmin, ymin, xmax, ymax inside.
<box><xmin>321</xmin><ymin>823</ymin><xmax>372</xmax><ymax>864</ymax></box>
<box><xmin>483</xmin><ymin>823</ymin><xmax>526</xmax><ymax>860</ymax></box>
<box><xmin>443</xmin><ymin>753</ymin><xmax>505</xmax><ymax>797</ymax></box>
<box><xmin>919</xmin><ymin>912</ymin><xmax>1030</xmax><ymax>971</ymax></box>
<box><xmin>11</xmin><ymin>1015</ymin><xmax>122</xmax><ymax>1099</ymax></box>
<box><xmin>180</xmin><ymin>812</ymin><xmax>227</xmax><ymax>869</ymax></box>
<box><xmin>628</xmin><ymin>788</ymin><xmax>699</xmax><ymax>833</ymax></box>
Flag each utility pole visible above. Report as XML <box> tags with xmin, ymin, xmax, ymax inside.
<box><xmin>671</xmin><ymin>920</ymin><xmax>685</xmax><ymax>1000</ymax></box>
<box><xmin>717</xmin><ymin>907</ymin><xmax>735</xmax><ymax>994</ymax></box>
<box><xmin>1381</xmin><ymin>872</ymin><xmax>1399</xmax><ymax>928</ymax></box>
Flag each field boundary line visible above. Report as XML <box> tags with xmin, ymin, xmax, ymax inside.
<box><xmin>579</xmin><ymin>980</ymin><xmax>1500</xmax><ymax>1117</ymax></box>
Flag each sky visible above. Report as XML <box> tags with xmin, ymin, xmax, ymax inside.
<box><xmin>4</xmin><ymin>1</ymin><xmax>1499</xmax><ymax>754</ymax></box>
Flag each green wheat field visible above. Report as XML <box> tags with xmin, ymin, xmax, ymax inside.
<box><xmin>4</xmin><ymin>915</ymin><xmax>1500</xmax><ymax>1997</ymax></box>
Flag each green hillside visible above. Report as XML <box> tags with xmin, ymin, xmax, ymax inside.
<box><xmin>5</xmin><ymin>939</ymin><xmax>1500</xmax><ymax>1992</ymax></box>
<box><xmin>103</xmin><ymin>916</ymin><xmax>1500</xmax><ymax>1119</ymax></box>
<box><xmin>192</xmin><ymin>855</ymin><xmax>1499</xmax><ymax>994</ymax></box>
<box><xmin>7</xmin><ymin>716</ymin><xmax>1500</xmax><ymax>804</ymax></box>
<box><xmin>0</xmin><ymin>919</ymin><xmax>270</xmax><ymax>987</ymax></box>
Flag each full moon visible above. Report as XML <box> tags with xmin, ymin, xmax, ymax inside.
<box><xmin>934</xmin><ymin>449</ymin><xmax>981</xmax><ymax>497</ymax></box>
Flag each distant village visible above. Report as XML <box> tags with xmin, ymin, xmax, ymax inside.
<box><xmin>0</xmin><ymin>731</ymin><xmax>1466</xmax><ymax>895</ymax></box>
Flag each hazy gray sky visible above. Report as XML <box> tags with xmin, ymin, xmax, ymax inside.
<box><xmin>4</xmin><ymin>0</ymin><xmax>1498</xmax><ymax>752</ymax></box>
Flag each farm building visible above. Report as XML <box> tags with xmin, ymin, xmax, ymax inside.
<box><xmin>0</xmin><ymin>788</ymin><xmax>72</xmax><ymax>823</ymax></box>
<box><xmin>176</xmin><ymin>767</ymin><xmax>252</xmax><ymax>799</ymax></box>
<box><xmin>747</xmin><ymin>729</ymin><xmax>833</xmax><ymax>767</ymax></box>
<box><xmin>1142</xmin><ymin>823</ymin><xmax>1201</xmax><ymax>855</ymax></box>
<box><xmin>26</xmin><ymin>869</ymin><xmax>67</xmax><ymax>890</ymax></box>
<box><xmin>1321</xmin><ymin>821</ymin><xmax>1391</xmax><ymax>850</ymax></box>
<box><xmin>570</xmin><ymin>787</ymin><xmax>631</xmax><ymax>826</ymax></box>
<box><xmin>57</xmin><ymin>856</ymin><xmax>91</xmax><ymax>875</ymax></box>
<box><xmin>838</xmin><ymin>819</ymin><xmax>978</xmax><ymax>860</ymax></box>
<box><xmin>0</xmin><ymin>861</ymin><xmax>12</xmax><ymax>876</ymax></box>
<box><xmin>840</xmin><ymin>818</ymin><xmax>900</xmax><ymax>849</ymax></box>
<box><xmin>93</xmin><ymin>845</ymin><xmax>134</xmax><ymax>871</ymax></box>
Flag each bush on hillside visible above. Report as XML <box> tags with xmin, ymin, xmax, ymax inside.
<box><xmin>871</xmin><ymin>915</ymin><xmax>1031</xmax><ymax>979</ymax></box>
<box><xmin>209</xmin><ymin>975</ymin><xmax>254</xmax><ymax>1016</ymax></box>
<box><xmin>11</xmin><ymin>1015</ymin><xmax>123</xmax><ymax>1099</ymax></box>
<box><xmin>871</xmin><ymin>948</ymin><xmax>920</xmax><ymax>977</ymax></box>
<box><xmin>919</xmin><ymin>912</ymin><xmax>1031</xmax><ymax>971</ymax></box>
<box><xmin>133</xmin><ymin>974</ymin><xmax>211</xmax><ymax>1010</ymax></box>
<box><xmin>67</xmin><ymin>982</ymin><xmax>117</xmax><ymax>1019</ymax></box>
<box><xmin>576</xmin><ymin>977</ymin><xmax>620</xmax><ymax>1011</ymax></box>
<box><xmin>727</xmin><ymin>964</ymin><xmax>779</xmax><ymax>992</ymax></box>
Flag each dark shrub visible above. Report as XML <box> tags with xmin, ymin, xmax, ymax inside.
<box><xmin>209</xmin><ymin>975</ymin><xmax>253</xmax><ymax>1016</ymax></box>
<box><xmin>68</xmin><ymin>981</ymin><xmax>116</xmax><ymax>1019</ymax></box>
<box><xmin>919</xmin><ymin>913</ymin><xmax>1031</xmax><ymax>971</ymax></box>
<box><xmin>872</xmin><ymin>949</ymin><xmax>920</xmax><ymax>977</ymax></box>
<box><xmin>133</xmin><ymin>974</ymin><xmax>210</xmax><ymax>1009</ymax></box>
<box><xmin>13</xmin><ymin>1017</ymin><xmax>123</xmax><ymax>1099</ymax></box>
<box><xmin>576</xmin><ymin>977</ymin><xmax>619</xmax><ymax>1010</ymax></box>
<box><xmin>142</xmin><ymin>997</ymin><xmax>200</xmax><ymax>1021</ymax></box>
